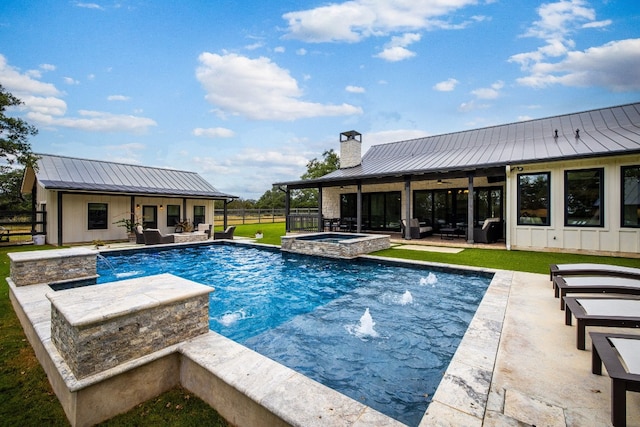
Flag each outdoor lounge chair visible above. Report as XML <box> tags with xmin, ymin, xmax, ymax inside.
<box><xmin>401</xmin><ymin>218</ymin><xmax>433</xmax><ymax>239</ymax></box>
<box><xmin>554</xmin><ymin>275</ymin><xmax>640</xmax><ymax>309</ymax></box>
<box><xmin>563</xmin><ymin>296</ymin><xmax>640</xmax><ymax>350</ymax></box>
<box><xmin>142</xmin><ymin>229</ymin><xmax>175</xmax><ymax>245</ymax></box>
<box><xmin>473</xmin><ymin>218</ymin><xmax>502</xmax><ymax>243</ymax></box>
<box><xmin>550</xmin><ymin>263</ymin><xmax>640</xmax><ymax>281</ymax></box>
<box><xmin>133</xmin><ymin>225</ymin><xmax>145</xmax><ymax>244</ymax></box>
<box><xmin>213</xmin><ymin>226</ymin><xmax>235</xmax><ymax>240</ymax></box>
<box><xmin>197</xmin><ymin>223</ymin><xmax>212</xmax><ymax>238</ymax></box>
<box><xmin>590</xmin><ymin>332</ymin><xmax>640</xmax><ymax>426</ymax></box>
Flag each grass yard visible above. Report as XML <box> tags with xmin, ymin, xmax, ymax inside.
<box><xmin>2</xmin><ymin>224</ymin><xmax>638</xmax><ymax>425</ymax></box>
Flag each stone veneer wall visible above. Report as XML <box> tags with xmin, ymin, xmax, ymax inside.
<box><xmin>47</xmin><ymin>273</ymin><xmax>212</xmax><ymax>379</ymax></box>
<box><xmin>9</xmin><ymin>248</ymin><xmax>97</xmax><ymax>287</ymax></box>
<box><xmin>281</xmin><ymin>234</ymin><xmax>390</xmax><ymax>259</ymax></box>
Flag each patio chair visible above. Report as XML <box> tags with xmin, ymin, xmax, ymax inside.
<box><xmin>473</xmin><ymin>218</ymin><xmax>501</xmax><ymax>243</ymax></box>
<box><xmin>213</xmin><ymin>226</ymin><xmax>235</xmax><ymax>240</ymax></box>
<box><xmin>553</xmin><ymin>275</ymin><xmax>640</xmax><ymax>309</ymax></box>
<box><xmin>563</xmin><ymin>296</ymin><xmax>640</xmax><ymax>349</ymax></box>
<box><xmin>133</xmin><ymin>225</ymin><xmax>145</xmax><ymax>244</ymax></box>
<box><xmin>142</xmin><ymin>229</ymin><xmax>175</xmax><ymax>245</ymax></box>
<box><xmin>401</xmin><ymin>218</ymin><xmax>433</xmax><ymax>239</ymax></box>
<box><xmin>590</xmin><ymin>332</ymin><xmax>640</xmax><ymax>426</ymax></box>
<box><xmin>549</xmin><ymin>263</ymin><xmax>640</xmax><ymax>281</ymax></box>
<box><xmin>197</xmin><ymin>223</ymin><xmax>212</xmax><ymax>238</ymax></box>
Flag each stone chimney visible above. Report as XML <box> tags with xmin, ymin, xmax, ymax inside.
<box><xmin>339</xmin><ymin>130</ymin><xmax>362</xmax><ymax>169</ymax></box>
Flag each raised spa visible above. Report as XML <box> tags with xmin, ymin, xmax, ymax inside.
<box><xmin>280</xmin><ymin>232</ymin><xmax>390</xmax><ymax>258</ymax></box>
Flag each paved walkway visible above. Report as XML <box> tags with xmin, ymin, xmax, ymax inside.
<box><xmin>485</xmin><ymin>271</ymin><xmax>640</xmax><ymax>427</ymax></box>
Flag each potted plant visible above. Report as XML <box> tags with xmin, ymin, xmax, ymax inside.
<box><xmin>113</xmin><ymin>215</ymin><xmax>142</xmax><ymax>242</ymax></box>
<box><xmin>255</xmin><ymin>230</ymin><xmax>263</xmax><ymax>239</ymax></box>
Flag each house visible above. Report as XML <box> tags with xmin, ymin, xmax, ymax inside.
<box><xmin>275</xmin><ymin>102</ymin><xmax>640</xmax><ymax>257</ymax></box>
<box><xmin>21</xmin><ymin>154</ymin><xmax>238</xmax><ymax>246</ymax></box>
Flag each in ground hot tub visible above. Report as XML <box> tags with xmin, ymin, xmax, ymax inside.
<box><xmin>281</xmin><ymin>232</ymin><xmax>390</xmax><ymax>259</ymax></box>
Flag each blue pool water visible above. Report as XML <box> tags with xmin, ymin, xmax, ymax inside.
<box><xmin>97</xmin><ymin>244</ymin><xmax>491</xmax><ymax>426</ymax></box>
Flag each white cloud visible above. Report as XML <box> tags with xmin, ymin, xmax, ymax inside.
<box><xmin>193</xmin><ymin>127</ymin><xmax>235</xmax><ymax>138</ymax></box>
<box><xmin>75</xmin><ymin>2</ymin><xmax>104</xmax><ymax>10</ymax></box>
<box><xmin>28</xmin><ymin>110</ymin><xmax>157</xmax><ymax>132</ymax></box>
<box><xmin>515</xmin><ymin>38</ymin><xmax>640</xmax><ymax>91</ymax></box>
<box><xmin>40</xmin><ymin>63</ymin><xmax>56</xmax><ymax>71</ymax></box>
<box><xmin>471</xmin><ymin>81</ymin><xmax>504</xmax><ymax>99</ymax></box>
<box><xmin>345</xmin><ymin>85</ymin><xmax>365</xmax><ymax>93</ymax></box>
<box><xmin>64</xmin><ymin>77</ymin><xmax>80</xmax><ymax>85</ymax></box>
<box><xmin>433</xmin><ymin>78</ymin><xmax>459</xmax><ymax>92</ymax></box>
<box><xmin>282</xmin><ymin>0</ymin><xmax>479</xmax><ymax>43</ymax></box>
<box><xmin>296</xmin><ymin>48</ymin><xmax>307</xmax><ymax>55</ymax></box>
<box><xmin>0</xmin><ymin>54</ymin><xmax>61</xmax><ymax>96</ymax></box>
<box><xmin>107</xmin><ymin>95</ymin><xmax>131</xmax><ymax>101</ymax></box>
<box><xmin>375</xmin><ymin>32</ymin><xmax>421</xmax><ymax>62</ymax></box>
<box><xmin>364</xmin><ymin>129</ymin><xmax>430</xmax><ymax>152</ymax></box>
<box><xmin>274</xmin><ymin>46</ymin><xmax>286</xmax><ymax>53</ymax></box>
<box><xmin>195</xmin><ymin>52</ymin><xmax>362</xmax><ymax>121</ymax></box>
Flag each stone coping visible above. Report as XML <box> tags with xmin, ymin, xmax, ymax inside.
<box><xmin>8</xmin><ymin>247</ymin><xmax>96</xmax><ymax>262</ymax></box>
<box><xmin>47</xmin><ymin>273</ymin><xmax>212</xmax><ymax>327</ymax></box>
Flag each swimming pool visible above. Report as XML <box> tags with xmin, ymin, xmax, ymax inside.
<box><xmin>97</xmin><ymin>243</ymin><xmax>492</xmax><ymax>426</ymax></box>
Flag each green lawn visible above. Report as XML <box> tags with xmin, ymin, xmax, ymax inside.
<box><xmin>2</xmin><ymin>225</ymin><xmax>638</xmax><ymax>425</ymax></box>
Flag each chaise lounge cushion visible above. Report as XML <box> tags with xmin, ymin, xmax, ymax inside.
<box><xmin>401</xmin><ymin>219</ymin><xmax>433</xmax><ymax>239</ymax></box>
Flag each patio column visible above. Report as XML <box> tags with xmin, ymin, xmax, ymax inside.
<box><xmin>57</xmin><ymin>191</ymin><xmax>63</xmax><ymax>246</ymax></box>
<box><xmin>317</xmin><ymin>184</ymin><xmax>323</xmax><ymax>232</ymax></box>
<box><xmin>356</xmin><ymin>181</ymin><xmax>362</xmax><ymax>233</ymax></box>
<box><xmin>404</xmin><ymin>177</ymin><xmax>411</xmax><ymax>240</ymax></box>
<box><xmin>467</xmin><ymin>173</ymin><xmax>475</xmax><ymax>243</ymax></box>
<box><xmin>284</xmin><ymin>187</ymin><xmax>291</xmax><ymax>232</ymax></box>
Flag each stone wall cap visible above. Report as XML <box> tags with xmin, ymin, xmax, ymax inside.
<box><xmin>47</xmin><ymin>273</ymin><xmax>213</xmax><ymax>327</ymax></box>
<box><xmin>8</xmin><ymin>247</ymin><xmax>97</xmax><ymax>262</ymax></box>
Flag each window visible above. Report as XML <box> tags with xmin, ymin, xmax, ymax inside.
<box><xmin>88</xmin><ymin>203</ymin><xmax>108</xmax><ymax>230</ymax></box>
<box><xmin>622</xmin><ymin>165</ymin><xmax>640</xmax><ymax>227</ymax></box>
<box><xmin>167</xmin><ymin>205</ymin><xmax>181</xmax><ymax>227</ymax></box>
<box><xmin>565</xmin><ymin>168</ymin><xmax>604</xmax><ymax>227</ymax></box>
<box><xmin>193</xmin><ymin>206</ymin><xmax>205</xmax><ymax>226</ymax></box>
<box><xmin>518</xmin><ymin>173</ymin><xmax>550</xmax><ymax>226</ymax></box>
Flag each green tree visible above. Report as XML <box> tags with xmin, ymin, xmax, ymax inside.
<box><xmin>255</xmin><ymin>187</ymin><xmax>285</xmax><ymax>210</ymax></box>
<box><xmin>300</xmin><ymin>149</ymin><xmax>340</xmax><ymax>180</ymax></box>
<box><xmin>0</xmin><ymin>85</ymin><xmax>39</xmax><ymax>212</ymax></box>
<box><xmin>0</xmin><ymin>85</ymin><xmax>39</xmax><ymax>168</ymax></box>
<box><xmin>292</xmin><ymin>149</ymin><xmax>340</xmax><ymax>207</ymax></box>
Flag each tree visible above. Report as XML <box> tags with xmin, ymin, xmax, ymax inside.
<box><xmin>300</xmin><ymin>149</ymin><xmax>340</xmax><ymax>180</ymax></box>
<box><xmin>0</xmin><ymin>85</ymin><xmax>39</xmax><ymax>168</ymax></box>
<box><xmin>0</xmin><ymin>86</ymin><xmax>39</xmax><ymax>212</ymax></box>
<box><xmin>292</xmin><ymin>149</ymin><xmax>340</xmax><ymax>207</ymax></box>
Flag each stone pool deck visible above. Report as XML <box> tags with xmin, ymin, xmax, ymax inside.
<box><xmin>8</xmin><ymin>241</ymin><xmax>640</xmax><ymax>426</ymax></box>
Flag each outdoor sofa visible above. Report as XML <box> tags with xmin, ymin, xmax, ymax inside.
<box><xmin>133</xmin><ymin>225</ymin><xmax>145</xmax><ymax>244</ymax></box>
<box><xmin>590</xmin><ymin>332</ymin><xmax>640</xmax><ymax>427</ymax></box>
<box><xmin>142</xmin><ymin>229</ymin><xmax>175</xmax><ymax>245</ymax></box>
<box><xmin>553</xmin><ymin>275</ymin><xmax>640</xmax><ymax>309</ymax></box>
<box><xmin>197</xmin><ymin>223</ymin><xmax>213</xmax><ymax>238</ymax></box>
<box><xmin>213</xmin><ymin>226</ymin><xmax>235</xmax><ymax>240</ymax></box>
<box><xmin>563</xmin><ymin>296</ymin><xmax>640</xmax><ymax>350</ymax></box>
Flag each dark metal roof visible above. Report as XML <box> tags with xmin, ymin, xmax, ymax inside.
<box><xmin>33</xmin><ymin>154</ymin><xmax>238</xmax><ymax>199</ymax></box>
<box><xmin>276</xmin><ymin>102</ymin><xmax>640</xmax><ymax>188</ymax></box>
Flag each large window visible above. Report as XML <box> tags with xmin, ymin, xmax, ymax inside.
<box><xmin>517</xmin><ymin>173</ymin><xmax>550</xmax><ymax>226</ymax></box>
<box><xmin>565</xmin><ymin>168</ymin><xmax>604</xmax><ymax>227</ymax></box>
<box><xmin>87</xmin><ymin>203</ymin><xmax>108</xmax><ymax>230</ymax></box>
<box><xmin>622</xmin><ymin>165</ymin><xmax>640</xmax><ymax>227</ymax></box>
<box><xmin>166</xmin><ymin>205</ymin><xmax>181</xmax><ymax>227</ymax></box>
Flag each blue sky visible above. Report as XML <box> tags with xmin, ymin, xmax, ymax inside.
<box><xmin>1</xmin><ymin>0</ymin><xmax>639</xmax><ymax>199</ymax></box>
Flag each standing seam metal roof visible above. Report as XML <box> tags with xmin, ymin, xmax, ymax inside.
<box><xmin>305</xmin><ymin>102</ymin><xmax>640</xmax><ymax>184</ymax></box>
<box><xmin>33</xmin><ymin>154</ymin><xmax>237</xmax><ymax>199</ymax></box>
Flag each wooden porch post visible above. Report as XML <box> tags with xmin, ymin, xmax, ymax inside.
<box><xmin>356</xmin><ymin>181</ymin><xmax>362</xmax><ymax>233</ymax></box>
<box><xmin>317</xmin><ymin>184</ymin><xmax>323</xmax><ymax>232</ymax></box>
<box><xmin>467</xmin><ymin>173</ymin><xmax>475</xmax><ymax>243</ymax></box>
<box><xmin>404</xmin><ymin>176</ymin><xmax>411</xmax><ymax>240</ymax></box>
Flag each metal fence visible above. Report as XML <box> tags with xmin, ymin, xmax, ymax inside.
<box><xmin>213</xmin><ymin>208</ymin><xmax>318</xmax><ymax>226</ymax></box>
